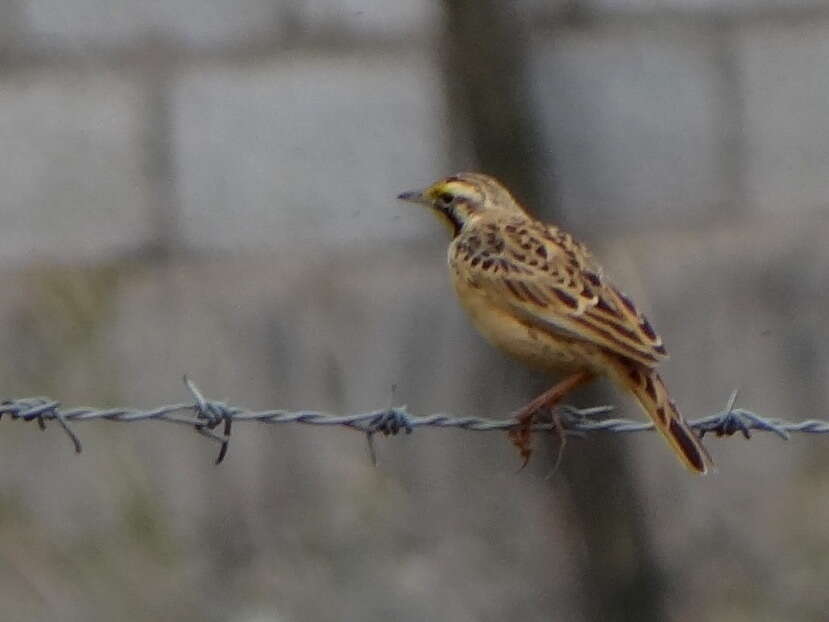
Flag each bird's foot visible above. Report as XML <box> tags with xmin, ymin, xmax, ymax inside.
<box><xmin>508</xmin><ymin>407</ymin><xmax>536</xmax><ymax>470</ymax></box>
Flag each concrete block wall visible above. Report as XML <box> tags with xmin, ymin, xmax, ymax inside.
<box><xmin>531</xmin><ymin>22</ymin><xmax>732</xmax><ymax>231</ymax></box>
<box><xmin>23</xmin><ymin>0</ymin><xmax>285</xmax><ymax>48</ymax></box>
<box><xmin>1</xmin><ymin>3</ymin><xmax>828</xmax><ymax>259</ymax></box>
<box><xmin>738</xmin><ymin>18</ymin><xmax>829</xmax><ymax>215</ymax></box>
<box><xmin>173</xmin><ymin>51</ymin><xmax>448</xmax><ymax>252</ymax></box>
<box><xmin>0</xmin><ymin>68</ymin><xmax>151</xmax><ymax>262</ymax></box>
<box><xmin>1</xmin><ymin>0</ymin><xmax>447</xmax><ymax>263</ymax></box>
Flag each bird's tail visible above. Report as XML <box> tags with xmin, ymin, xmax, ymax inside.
<box><xmin>608</xmin><ymin>358</ymin><xmax>714</xmax><ymax>474</ymax></box>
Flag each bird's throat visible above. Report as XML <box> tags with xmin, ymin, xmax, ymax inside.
<box><xmin>433</xmin><ymin>206</ymin><xmax>462</xmax><ymax>238</ymax></box>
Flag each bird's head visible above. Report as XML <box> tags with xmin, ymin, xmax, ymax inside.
<box><xmin>397</xmin><ymin>172</ymin><xmax>521</xmax><ymax>237</ymax></box>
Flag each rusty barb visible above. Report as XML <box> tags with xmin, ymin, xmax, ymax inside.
<box><xmin>0</xmin><ymin>381</ymin><xmax>826</xmax><ymax>464</ymax></box>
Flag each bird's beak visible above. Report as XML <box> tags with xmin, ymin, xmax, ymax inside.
<box><xmin>397</xmin><ymin>189</ymin><xmax>429</xmax><ymax>205</ymax></box>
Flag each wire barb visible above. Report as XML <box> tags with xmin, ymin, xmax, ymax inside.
<box><xmin>1</xmin><ymin>379</ymin><xmax>828</xmax><ymax>462</ymax></box>
<box><xmin>363</xmin><ymin>407</ymin><xmax>414</xmax><ymax>466</ymax></box>
<box><xmin>0</xmin><ymin>397</ymin><xmax>82</xmax><ymax>454</ymax></box>
<box><xmin>186</xmin><ymin>376</ymin><xmax>234</xmax><ymax>464</ymax></box>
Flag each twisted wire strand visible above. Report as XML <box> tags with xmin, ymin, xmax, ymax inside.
<box><xmin>1</xmin><ymin>378</ymin><xmax>824</xmax><ymax>463</ymax></box>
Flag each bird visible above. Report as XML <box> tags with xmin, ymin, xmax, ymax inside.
<box><xmin>398</xmin><ymin>172</ymin><xmax>713</xmax><ymax>474</ymax></box>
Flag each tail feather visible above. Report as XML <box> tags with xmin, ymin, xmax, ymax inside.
<box><xmin>610</xmin><ymin>359</ymin><xmax>714</xmax><ymax>474</ymax></box>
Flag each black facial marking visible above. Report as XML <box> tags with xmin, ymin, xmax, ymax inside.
<box><xmin>434</xmin><ymin>198</ymin><xmax>462</xmax><ymax>237</ymax></box>
<box><xmin>438</xmin><ymin>192</ymin><xmax>454</xmax><ymax>206</ymax></box>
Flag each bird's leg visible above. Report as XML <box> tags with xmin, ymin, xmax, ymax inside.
<box><xmin>509</xmin><ymin>370</ymin><xmax>595</xmax><ymax>468</ymax></box>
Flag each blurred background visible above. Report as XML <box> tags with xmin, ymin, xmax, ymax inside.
<box><xmin>1</xmin><ymin>1</ymin><xmax>828</xmax><ymax>620</ymax></box>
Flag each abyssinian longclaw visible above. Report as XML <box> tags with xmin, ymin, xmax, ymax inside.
<box><xmin>398</xmin><ymin>172</ymin><xmax>713</xmax><ymax>474</ymax></box>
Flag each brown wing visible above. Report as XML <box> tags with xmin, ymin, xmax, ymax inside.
<box><xmin>453</xmin><ymin>218</ymin><xmax>668</xmax><ymax>368</ymax></box>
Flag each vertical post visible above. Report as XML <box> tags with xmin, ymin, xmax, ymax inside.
<box><xmin>0</xmin><ymin>0</ymin><xmax>24</xmax><ymax>60</ymax></box>
<box><xmin>441</xmin><ymin>0</ymin><xmax>544</xmax><ymax>204</ymax></box>
<box><xmin>140</xmin><ymin>36</ymin><xmax>181</xmax><ymax>263</ymax></box>
<box><xmin>440</xmin><ymin>2</ymin><xmax>668</xmax><ymax>620</ymax></box>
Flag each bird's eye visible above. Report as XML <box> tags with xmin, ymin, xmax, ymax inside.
<box><xmin>437</xmin><ymin>192</ymin><xmax>454</xmax><ymax>206</ymax></box>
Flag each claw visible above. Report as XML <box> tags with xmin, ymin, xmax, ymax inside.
<box><xmin>507</xmin><ymin>371</ymin><xmax>593</xmax><ymax>471</ymax></box>
<box><xmin>508</xmin><ymin>421</ymin><xmax>534</xmax><ymax>470</ymax></box>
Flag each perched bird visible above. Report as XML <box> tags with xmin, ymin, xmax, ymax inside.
<box><xmin>398</xmin><ymin>172</ymin><xmax>713</xmax><ymax>474</ymax></box>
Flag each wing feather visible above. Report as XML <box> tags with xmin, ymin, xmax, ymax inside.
<box><xmin>453</xmin><ymin>219</ymin><xmax>667</xmax><ymax>368</ymax></box>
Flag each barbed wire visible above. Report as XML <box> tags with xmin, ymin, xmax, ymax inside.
<box><xmin>1</xmin><ymin>377</ymin><xmax>826</xmax><ymax>464</ymax></box>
